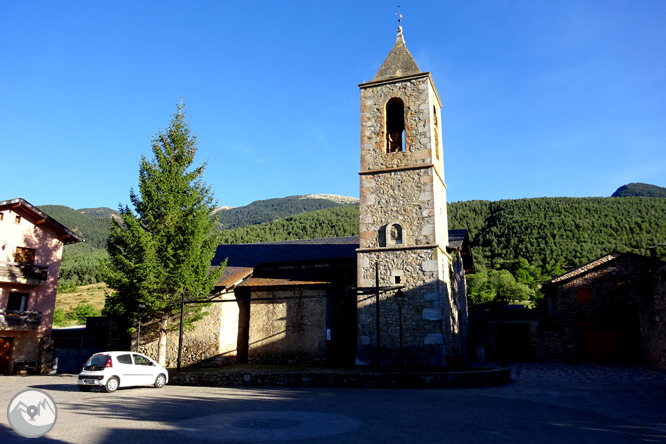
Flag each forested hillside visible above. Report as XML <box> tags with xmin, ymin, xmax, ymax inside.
<box><xmin>448</xmin><ymin>197</ymin><xmax>666</xmax><ymax>304</ymax></box>
<box><xmin>38</xmin><ymin>205</ymin><xmax>115</xmax><ymax>249</ymax></box>
<box><xmin>447</xmin><ymin>197</ymin><xmax>666</xmax><ymax>273</ymax></box>
<box><xmin>612</xmin><ymin>183</ymin><xmax>666</xmax><ymax>198</ymax></box>
<box><xmin>220</xmin><ymin>205</ymin><xmax>359</xmax><ymax>244</ymax></box>
<box><xmin>217</xmin><ymin>195</ymin><xmax>358</xmax><ymax>230</ymax></box>
<box><xmin>220</xmin><ymin>197</ymin><xmax>666</xmax><ymax>272</ymax></box>
<box><xmin>38</xmin><ymin>205</ymin><xmax>116</xmax><ymax>287</ymax></box>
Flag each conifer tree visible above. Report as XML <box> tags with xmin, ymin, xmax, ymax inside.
<box><xmin>103</xmin><ymin>102</ymin><xmax>225</xmax><ymax>366</ymax></box>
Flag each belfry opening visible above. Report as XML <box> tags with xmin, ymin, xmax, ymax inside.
<box><xmin>386</xmin><ymin>98</ymin><xmax>405</xmax><ymax>152</ymax></box>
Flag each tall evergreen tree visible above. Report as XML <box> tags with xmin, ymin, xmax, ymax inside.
<box><xmin>103</xmin><ymin>102</ymin><xmax>225</xmax><ymax>366</ymax></box>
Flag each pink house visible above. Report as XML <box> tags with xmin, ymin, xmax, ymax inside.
<box><xmin>0</xmin><ymin>198</ymin><xmax>83</xmax><ymax>374</ymax></box>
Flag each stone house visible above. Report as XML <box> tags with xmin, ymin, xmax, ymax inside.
<box><xmin>0</xmin><ymin>198</ymin><xmax>84</xmax><ymax>374</ymax></box>
<box><xmin>140</xmin><ymin>27</ymin><xmax>474</xmax><ymax>369</ymax></box>
<box><xmin>642</xmin><ymin>264</ymin><xmax>666</xmax><ymax>370</ymax></box>
<box><xmin>539</xmin><ymin>252</ymin><xmax>664</xmax><ymax>364</ymax></box>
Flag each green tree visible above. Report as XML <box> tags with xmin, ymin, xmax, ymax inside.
<box><xmin>67</xmin><ymin>301</ymin><xmax>101</xmax><ymax>324</ymax></box>
<box><xmin>103</xmin><ymin>102</ymin><xmax>225</xmax><ymax>366</ymax></box>
<box><xmin>52</xmin><ymin>308</ymin><xmax>67</xmax><ymax>327</ymax></box>
<box><xmin>466</xmin><ymin>269</ymin><xmax>535</xmax><ymax>306</ymax></box>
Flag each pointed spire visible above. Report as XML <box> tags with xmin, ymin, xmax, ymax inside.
<box><xmin>371</xmin><ymin>26</ymin><xmax>422</xmax><ymax>82</ymax></box>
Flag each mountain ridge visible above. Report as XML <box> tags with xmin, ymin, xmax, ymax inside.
<box><xmin>612</xmin><ymin>183</ymin><xmax>666</xmax><ymax>198</ymax></box>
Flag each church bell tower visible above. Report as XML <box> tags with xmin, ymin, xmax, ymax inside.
<box><xmin>356</xmin><ymin>27</ymin><xmax>459</xmax><ymax>367</ymax></box>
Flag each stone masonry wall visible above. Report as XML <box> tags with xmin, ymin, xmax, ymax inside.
<box><xmin>357</xmin><ymin>248</ymin><xmax>452</xmax><ymax>367</ymax></box>
<box><xmin>247</xmin><ymin>288</ymin><xmax>328</xmax><ymax>365</ymax></box>
<box><xmin>360</xmin><ymin>168</ymin><xmax>437</xmax><ymax>249</ymax></box>
<box><xmin>138</xmin><ymin>293</ymin><xmax>238</xmax><ymax>368</ymax></box>
<box><xmin>360</xmin><ymin>75</ymin><xmax>439</xmax><ymax>172</ymax></box>
<box><xmin>641</xmin><ymin>265</ymin><xmax>666</xmax><ymax>370</ymax></box>
<box><xmin>541</xmin><ymin>255</ymin><xmax>657</xmax><ymax>362</ymax></box>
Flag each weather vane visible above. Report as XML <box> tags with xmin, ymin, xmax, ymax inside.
<box><xmin>396</xmin><ymin>5</ymin><xmax>403</xmax><ymax>25</ymax></box>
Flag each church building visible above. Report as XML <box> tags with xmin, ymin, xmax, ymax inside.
<box><xmin>141</xmin><ymin>27</ymin><xmax>473</xmax><ymax>369</ymax></box>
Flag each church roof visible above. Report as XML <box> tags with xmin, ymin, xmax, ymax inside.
<box><xmin>213</xmin><ymin>236</ymin><xmax>358</xmax><ymax>289</ymax></box>
<box><xmin>448</xmin><ymin>229</ymin><xmax>468</xmax><ymax>251</ymax></box>
<box><xmin>371</xmin><ymin>27</ymin><xmax>422</xmax><ymax>82</ymax></box>
<box><xmin>213</xmin><ymin>231</ymin><xmax>472</xmax><ymax>289</ymax></box>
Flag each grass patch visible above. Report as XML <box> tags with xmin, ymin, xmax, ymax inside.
<box><xmin>54</xmin><ymin>283</ymin><xmax>107</xmax><ymax>326</ymax></box>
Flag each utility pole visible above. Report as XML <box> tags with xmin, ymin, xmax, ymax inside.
<box><xmin>177</xmin><ymin>289</ymin><xmax>185</xmax><ymax>372</ymax></box>
<box><xmin>375</xmin><ymin>262</ymin><xmax>381</xmax><ymax>367</ymax></box>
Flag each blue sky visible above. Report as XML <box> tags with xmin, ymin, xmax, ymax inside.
<box><xmin>2</xmin><ymin>1</ymin><xmax>665</xmax><ymax>209</ymax></box>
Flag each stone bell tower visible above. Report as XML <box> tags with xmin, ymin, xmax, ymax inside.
<box><xmin>356</xmin><ymin>27</ymin><xmax>458</xmax><ymax>367</ymax></box>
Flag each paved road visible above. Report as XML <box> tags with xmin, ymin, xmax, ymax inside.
<box><xmin>1</xmin><ymin>363</ymin><xmax>665</xmax><ymax>443</ymax></box>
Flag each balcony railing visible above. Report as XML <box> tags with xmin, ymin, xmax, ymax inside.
<box><xmin>0</xmin><ymin>262</ymin><xmax>48</xmax><ymax>285</ymax></box>
<box><xmin>0</xmin><ymin>310</ymin><xmax>42</xmax><ymax>331</ymax></box>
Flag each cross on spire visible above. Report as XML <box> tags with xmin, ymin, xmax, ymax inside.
<box><xmin>396</xmin><ymin>5</ymin><xmax>402</xmax><ymax>25</ymax></box>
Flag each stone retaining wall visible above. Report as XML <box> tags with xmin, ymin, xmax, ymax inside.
<box><xmin>168</xmin><ymin>367</ymin><xmax>510</xmax><ymax>389</ymax></box>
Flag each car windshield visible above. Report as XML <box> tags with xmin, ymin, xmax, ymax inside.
<box><xmin>84</xmin><ymin>354</ymin><xmax>109</xmax><ymax>371</ymax></box>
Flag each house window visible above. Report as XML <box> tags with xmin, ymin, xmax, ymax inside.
<box><xmin>7</xmin><ymin>292</ymin><xmax>29</xmax><ymax>312</ymax></box>
<box><xmin>386</xmin><ymin>98</ymin><xmax>405</xmax><ymax>153</ymax></box>
<box><xmin>14</xmin><ymin>215</ymin><xmax>21</xmax><ymax>224</ymax></box>
<box><xmin>0</xmin><ymin>212</ymin><xmax>4</xmax><ymax>221</ymax></box>
<box><xmin>15</xmin><ymin>247</ymin><xmax>36</xmax><ymax>264</ymax></box>
<box><xmin>578</xmin><ymin>288</ymin><xmax>594</xmax><ymax>303</ymax></box>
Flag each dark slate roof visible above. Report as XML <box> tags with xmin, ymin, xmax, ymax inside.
<box><xmin>371</xmin><ymin>27</ymin><xmax>422</xmax><ymax>82</ymax></box>
<box><xmin>448</xmin><ymin>229</ymin><xmax>467</xmax><ymax>250</ymax></box>
<box><xmin>213</xmin><ymin>231</ymin><xmax>472</xmax><ymax>288</ymax></box>
<box><xmin>213</xmin><ymin>236</ymin><xmax>359</xmax><ymax>288</ymax></box>
<box><xmin>213</xmin><ymin>236</ymin><xmax>359</xmax><ymax>268</ymax></box>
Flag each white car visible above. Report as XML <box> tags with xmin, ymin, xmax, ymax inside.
<box><xmin>78</xmin><ymin>351</ymin><xmax>168</xmax><ymax>392</ymax></box>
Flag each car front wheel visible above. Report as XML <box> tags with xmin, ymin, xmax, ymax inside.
<box><xmin>105</xmin><ymin>377</ymin><xmax>119</xmax><ymax>393</ymax></box>
<box><xmin>154</xmin><ymin>374</ymin><xmax>166</xmax><ymax>388</ymax></box>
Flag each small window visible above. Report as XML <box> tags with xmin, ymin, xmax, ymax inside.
<box><xmin>0</xmin><ymin>212</ymin><xmax>4</xmax><ymax>221</ymax></box>
<box><xmin>578</xmin><ymin>288</ymin><xmax>594</xmax><ymax>304</ymax></box>
<box><xmin>386</xmin><ymin>98</ymin><xmax>405</xmax><ymax>153</ymax></box>
<box><xmin>133</xmin><ymin>354</ymin><xmax>153</xmax><ymax>366</ymax></box>
<box><xmin>15</xmin><ymin>247</ymin><xmax>36</xmax><ymax>264</ymax></box>
<box><xmin>391</xmin><ymin>270</ymin><xmax>404</xmax><ymax>285</ymax></box>
<box><xmin>7</xmin><ymin>292</ymin><xmax>29</xmax><ymax>312</ymax></box>
<box><xmin>14</xmin><ymin>215</ymin><xmax>21</xmax><ymax>224</ymax></box>
<box><xmin>116</xmin><ymin>354</ymin><xmax>132</xmax><ymax>364</ymax></box>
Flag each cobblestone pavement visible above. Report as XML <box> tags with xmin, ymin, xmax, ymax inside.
<box><xmin>1</xmin><ymin>363</ymin><xmax>665</xmax><ymax>443</ymax></box>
